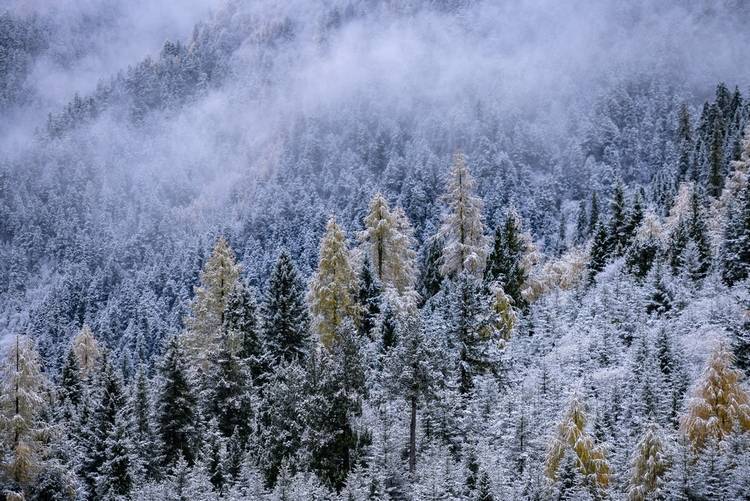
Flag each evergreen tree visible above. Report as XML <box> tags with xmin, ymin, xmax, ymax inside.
<box><xmin>575</xmin><ymin>200</ymin><xmax>588</xmax><ymax>244</ymax></box>
<box><xmin>308</xmin><ymin>217</ymin><xmax>359</xmax><ymax>348</ymax></box>
<box><xmin>608</xmin><ymin>181</ymin><xmax>629</xmax><ymax>255</ymax></box>
<box><xmin>626</xmin><ymin>209</ymin><xmax>662</xmax><ymax>279</ymax></box>
<box><xmin>210</xmin><ymin>335</ymin><xmax>253</xmax><ymax>441</ymax></box>
<box><xmin>588</xmin><ymin>192</ymin><xmax>600</xmax><ymax>235</ymax></box>
<box><xmin>676</xmin><ymin>103</ymin><xmax>693</xmax><ymax>181</ymax></box>
<box><xmin>439</xmin><ymin>152</ymin><xmax>488</xmax><ymax>277</ymax></box>
<box><xmin>420</xmin><ymin>235</ymin><xmax>444</xmax><ymax>302</ymax></box>
<box><xmin>156</xmin><ymin>336</ymin><xmax>198</xmax><ymax>466</ymax></box>
<box><xmin>130</xmin><ymin>364</ymin><xmax>155</xmax><ymax>480</ymax></box>
<box><xmin>224</xmin><ymin>280</ymin><xmax>265</xmax><ymax>379</ymax></box>
<box><xmin>684</xmin><ymin>190</ymin><xmax>712</xmax><ymax>281</ymax></box>
<box><xmin>485</xmin><ymin>210</ymin><xmax>528</xmax><ymax>310</ymax></box>
<box><xmin>588</xmin><ymin>222</ymin><xmax>610</xmax><ymax>281</ymax></box>
<box><xmin>263</xmin><ymin>250</ymin><xmax>310</xmax><ymax>363</ymax></box>
<box><xmin>708</xmin><ymin>113</ymin><xmax>725</xmax><ymax>198</ymax></box>
<box><xmin>721</xmin><ymin>182</ymin><xmax>750</xmax><ymax>285</ymax></box>
<box><xmin>59</xmin><ymin>348</ymin><xmax>82</xmax><ymax>408</ymax></box>
<box><xmin>72</xmin><ymin>323</ymin><xmax>101</xmax><ymax>378</ymax></box>
<box><xmin>357</xmin><ymin>256</ymin><xmax>381</xmax><ymax>338</ymax></box>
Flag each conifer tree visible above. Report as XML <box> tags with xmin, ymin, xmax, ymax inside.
<box><xmin>357</xmin><ymin>256</ymin><xmax>381</xmax><ymax>338</ymax></box>
<box><xmin>0</xmin><ymin>335</ymin><xmax>48</xmax><ymax>489</ymax></box>
<box><xmin>626</xmin><ymin>209</ymin><xmax>662</xmax><ymax>279</ymax></box>
<box><xmin>72</xmin><ymin>323</ymin><xmax>100</xmax><ymax>377</ymax></box>
<box><xmin>721</xmin><ymin>182</ymin><xmax>750</xmax><ymax>286</ymax></box>
<box><xmin>485</xmin><ymin>210</ymin><xmax>529</xmax><ymax>310</ymax></box>
<box><xmin>627</xmin><ymin>423</ymin><xmax>671</xmax><ymax>501</ymax></box>
<box><xmin>420</xmin><ymin>236</ymin><xmax>444</xmax><ymax>301</ymax></box>
<box><xmin>708</xmin><ymin>113</ymin><xmax>725</xmax><ymax>198</ymax></box>
<box><xmin>575</xmin><ymin>200</ymin><xmax>588</xmax><ymax>244</ymax></box>
<box><xmin>59</xmin><ymin>348</ymin><xmax>82</xmax><ymax>408</ymax></box>
<box><xmin>588</xmin><ymin>192</ymin><xmax>600</xmax><ymax>235</ymax></box>
<box><xmin>439</xmin><ymin>152</ymin><xmax>488</xmax><ymax>277</ymax></box>
<box><xmin>185</xmin><ymin>236</ymin><xmax>241</xmax><ymax>368</ymax></box>
<box><xmin>683</xmin><ymin>190</ymin><xmax>712</xmax><ymax>281</ymax></box>
<box><xmin>210</xmin><ymin>335</ymin><xmax>253</xmax><ymax>441</ymax></box>
<box><xmin>676</xmin><ymin>103</ymin><xmax>694</xmax><ymax>181</ymax></box>
<box><xmin>156</xmin><ymin>336</ymin><xmax>198</xmax><ymax>466</ymax></box>
<box><xmin>384</xmin><ymin>312</ymin><xmax>437</xmax><ymax>473</ymax></box>
<box><xmin>608</xmin><ymin>181</ymin><xmax>629</xmax><ymax>255</ymax></box>
<box><xmin>223</xmin><ymin>280</ymin><xmax>263</xmax><ymax>375</ymax></box>
<box><xmin>545</xmin><ymin>393</ymin><xmax>609</xmax><ymax>491</ymax></box>
<box><xmin>681</xmin><ymin>344</ymin><xmax>750</xmax><ymax>450</ymax></box>
<box><xmin>262</xmin><ymin>250</ymin><xmax>310</xmax><ymax>365</ymax></box>
<box><xmin>588</xmin><ymin>222</ymin><xmax>610</xmax><ymax>281</ymax></box>
<box><xmin>130</xmin><ymin>364</ymin><xmax>154</xmax><ymax>480</ymax></box>
<box><xmin>308</xmin><ymin>217</ymin><xmax>359</xmax><ymax>348</ymax></box>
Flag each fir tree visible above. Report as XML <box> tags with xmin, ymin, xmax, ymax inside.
<box><xmin>575</xmin><ymin>200</ymin><xmax>588</xmax><ymax>244</ymax></box>
<box><xmin>708</xmin><ymin>113</ymin><xmax>725</xmax><ymax>198</ymax></box>
<box><xmin>588</xmin><ymin>192</ymin><xmax>600</xmax><ymax>235</ymax></box>
<box><xmin>485</xmin><ymin>210</ymin><xmax>528</xmax><ymax>310</ymax></box>
<box><xmin>263</xmin><ymin>250</ymin><xmax>310</xmax><ymax>364</ymax></box>
<box><xmin>588</xmin><ymin>222</ymin><xmax>610</xmax><ymax>282</ymax></box>
<box><xmin>420</xmin><ymin>236</ymin><xmax>444</xmax><ymax>302</ymax></box>
<box><xmin>608</xmin><ymin>181</ymin><xmax>629</xmax><ymax>255</ymax></box>
<box><xmin>210</xmin><ymin>335</ymin><xmax>253</xmax><ymax>441</ymax></box>
<box><xmin>156</xmin><ymin>336</ymin><xmax>198</xmax><ymax>466</ymax></box>
<box><xmin>676</xmin><ymin>103</ymin><xmax>693</xmax><ymax>181</ymax></box>
<box><xmin>357</xmin><ymin>256</ymin><xmax>381</xmax><ymax>338</ymax></box>
<box><xmin>721</xmin><ymin>182</ymin><xmax>750</xmax><ymax>286</ymax></box>
<box><xmin>224</xmin><ymin>280</ymin><xmax>264</xmax><ymax>379</ymax></box>
<box><xmin>59</xmin><ymin>348</ymin><xmax>82</xmax><ymax>408</ymax></box>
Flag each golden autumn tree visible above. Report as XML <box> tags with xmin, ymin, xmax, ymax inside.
<box><xmin>680</xmin><ymin>343</ymin><xmax>750</xmax><ymax>450</ymax></box>
<box><xmin>309</xmin><ymin>217</ymin><xmax>359</xmax><ymax>348</ymax></box>
<box><xmin>0</xmin><ymin>335</ymin><xmax>48</xmax><ymax>488</ymax></box>
<box><xmin>628</xmin><ymin>423</ymin><xmax>671</xmax><ymax>501</ymax></box>
<box><xmin>185</xmin><ymin>236</ymin><xmax>242</xmax><ymax>367</ymax></box>
<box><xmin>545</xmin><ymin>393</ymin><xmax>610</xmax><ymax>491</ymax></box>
<box><xmin>72</xmin><ymin>323</ymin><xmax>101</xmax><ymax>377</ymax></box>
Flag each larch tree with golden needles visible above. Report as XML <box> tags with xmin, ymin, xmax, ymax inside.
<box><xmin>680</xmin><ymin>343</ymin><xmax>750</xmax><ymax>450</ymax></box>
<box><xmin>545</xmin><ymin>393</ymin><xmax>610</xmax><ymax>491</ymax></box>
<box><xmin>628</xmin><ymin>423</ymin><xmax>671</xmax><ymax>501</ymax></box>
<box><xmin>439</xmin><ymin>152</ymin><xmax>488</xmax><ymax>278</ymax></box>
<box><xmin>360</xmin><ymin>194</ymin><xmax>418</xmax><ymax>298</ymax></box>
<box><xmin>0</xmin><ymin>335</ymin><xmax>48</xmax><ymax>488</ymax></box>
<box><xmin>309</xmin><ymin>217</ymin><xmax>359</xmax><ymax>348</ymax></box>
<box><xmin>72</xmin><ymin>323</ymin><xmax>101</xmax><ymax>377</ymax></box>
<box><xmin>185</xmin><ymin>236</ymin><xmax>241</xmax><ymax>367</ymax></box>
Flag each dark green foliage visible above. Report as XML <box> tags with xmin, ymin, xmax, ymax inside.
<box><xmin>420</xmin><ymin>236</ymin><xmax>444</xmax><ymax>302</ymax></box>
<box><xmin>224</xmin><ymin>281</ymin><xmax>266</xmax><ymax>380</ymax></box>
<box><xmin>575</xmin><ymin>200</ymin><xmax>588</xmax><ymax>244</ymax></box>
<box><xmin>59</xmin><ymin>348</ymin><xmax>82</xmax><ymax>408</ymax></box>
<box><xmin>357</xmin><ymin>256</ymin><xmax>381</xmax><ymax>338</ymax></box>
<box><xmin>588</xmin><ymin>192</ymin><xmax>600</xmax><ymax>235</ymax></box>
<box><xmin>608</xmin><ymin>182</ymin><xmax>628</xmax><ymax>255</ymax></box>
<box><xmin>156</xmin><ymin>337</ymin><xmax>198</xmax><ymax>466</ymax></box>
<box><xmin>485</xmin><ymin>212</ymin><xmax>527</xmax><ymax>310</ymax></box>
<box><xmin>210</xmin><ymin>336</ymin><xmax>253</xmax><ymax>441</ymax></box>
<box><xmin>588</xmin><ymin>222</ymin><xmax>610</xmax><ymax>281</ymax></box>
<box><xmin>721</xmin><ymin>183</ymin><xmax>750</xmax><ymax>286</ymax></box>
<box><xmin>262</xmin><ymin>251</ymin><xmax>311</xmax><ymax>364</ymax></box>
<box><xmin>708</xmin><ymin>113</ymin><xmax>725</xmax><ymax>198</ymax></box>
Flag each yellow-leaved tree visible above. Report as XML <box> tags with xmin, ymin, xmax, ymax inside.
<box><xmin>680</xmin><ymin>343</ymin><xmax>750</xmax><ymax>450</ymax></box>
<box><xmin>545</xmin><ymin>393</ymin><xmax>610</xmax><ymax>490</ymax></box>
<box><xmin>628</xmin><ymin>423</ymin><xmax>671</xmax><ymax>501</ymax></box>
<box><xmin>72</xmin><ymin>323</ymin><xmax>101</xmax><ymax>377</ymax></box>
<box><xmin>185</xmin><ymin>236</ymin><xmax>241</xmax><ymax>367</ymax></box>
<box><xmin>309</xmin><ymin>217</ymin><xmax>359</xmax><ymax>348</ymax></box>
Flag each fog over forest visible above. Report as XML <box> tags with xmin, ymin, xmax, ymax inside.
<box><xmin>1</xmin><ymin>0</ymin><xmax>750</xmax><ymax>499</ymax></box>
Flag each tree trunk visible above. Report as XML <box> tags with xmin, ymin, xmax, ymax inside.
<box><xmin>409</xmin><ymin>394</ymin><xmax>417</xmax><ymax>473</ymax></box>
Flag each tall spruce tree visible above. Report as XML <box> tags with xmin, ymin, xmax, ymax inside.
<box><xmin>223</xmin><ymin>280</ymin><xmax>264</xmax><ymax>379</ymax></box>
<box><xmin>357</xmin><ymin>256</ymin><xmax>381</xmax><ymax>338</ymax></box>
<box><xmin>484</xmin><ymin>211</ymin><xmax>528</xmax><ymax>310</ymax></box>
<box><xmin>721</xmin><ymin>182</ymin><xmax>750</xmax><ymax>285</ymax></box>
<box><xmin>262</xmin><ymin>250</ymin><xmax>310</xmax><ymax>364</ymax></box>
<box><xmin>156</xmin><ymin>336</ymin><xmax>198</xmax><ymax>466</ymax></box>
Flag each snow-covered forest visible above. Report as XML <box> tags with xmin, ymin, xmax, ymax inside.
<box><xmin>1</xmin><ymin>0</ymin><xmax>750</xmax><ymax>499</ymax></box>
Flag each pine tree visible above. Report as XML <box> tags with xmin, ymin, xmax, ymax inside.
<box><xmin>439</xmin><ymin>152</ymin><xmax>488</xmax><ymax>277</ymax></box>
<box><xmin>626</xmin><ymin>209</ymin><xmax>662</xmax><ymax>279</ymax></box>
<box><xmin>681</xmin><ymin>344</ymin><xmax>750</xmax><ymax>451</ymax></box>
<box><xmin>384</xmin><ymin>311</ymin><xmax>437</xmax><ymax>473</ymax></box>
<box><xmin>304</xmin><ymin>322</ymin><xmax>367</xmax><ymax>490</ymax></box>
<box><xmin>130</xmin><ymin>364</ymin><xmax>154</xmax><ymax>480</ymax></box>
<box><xmin>676</xmin><ymin>103</ymin><xmax>693</xmax><ymax>181</ymax></box>
<box><xmin>627</xmin><ymin>423</ymin><xmax>671</xmax><ymax>501</ymax></box>
<box><xmin>684</xmin><ymin>190</ymin><xmax>712</xmax><ymax>281</ymax></box>
<box><xmin>263</xmin><ymin>250</ymin><xmax>311</xmax><ymax>364</ymax></box>
<box><xmin>420</xmin><ymin>235</ymin><xmax>444</xmax><ymax>301</ymax></box>
<box><xmin>357</xmin><ymin>256</ymin><xmax>381</xmax><ymax>338</ymax></box>
<box><xmin>721</xmin><ymin>182</ymin><xmax>750</xmax><ymax>285</ymax></box>
<box><xmin>185</xmin><ymin>236</ymin><xmax>241</xmax><ymax>368</ymax></box>
<box><xmin>588</xmin><ymin>222</ymin><xmax>610</xmax><ymax>281</ymax></box>
<box><xmin>485</xmin><ymin>210</ymin><xmax>529</xmax><ymax>310</ymax></box>
<box><xmin>545</xmin><ymin>393</ymin><xmax>609</xmax><ymax>492</ymax></box>
<box><xmin>608</xmin><ymin>181</ymin><xmax>629</xmax><ymax>255</ymax></box>
<box><xmin>588</xmin><ymin>192</ymin><xmax>600</xmax><ymax>235</ymax></box>
<box><xmin>0</xmin><ymin>335</ymin><xmax>48</xmax><ymax>489</ymax></box>
<box><xmin>575</xmin><ymin>200</ymin><xmax>588</xmax><ymax>244</ymax></box>
<box><xmin>72</xmin><ymin>323</ymin><xmax>101</xmax><ymax>377</ymax></box>
<box><xmin>210</xmin><ymin>335</ymin><xmax>253</xmax><ymax>441</ymax></box>
<box><xmin>308</xmin><ymin>217</ymin><xmax>359</xmax><ymax>348</ymax></box>
<box><xmin>156</xmin><ymin>336</ymin><xmax>198</xmax><ymax>466</ymax></box>
<box><xmin>708</xmin><ymin>113</ymin><xmax>725</xmax><ymax>198</ymax></box>
<box><xmin>224</xmin><ymin>280</ymin><xmax>264</xmax><ymax>379</ymax></box>
<box><xmin>59</xmin><ymin>348</ymin><xmax>82</xmax><ymax>408</ymax></box>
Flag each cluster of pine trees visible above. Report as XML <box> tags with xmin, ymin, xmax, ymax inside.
<box><xmin>2</xmin><ymin>118</ymin><xmax>749</xmax><ymax>498</ymax></box>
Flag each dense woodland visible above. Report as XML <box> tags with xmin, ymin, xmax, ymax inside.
<box><xmin>1</xmin><ymin>0</ymin><xmax>750</xmax><ymax>500</ymax></box>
